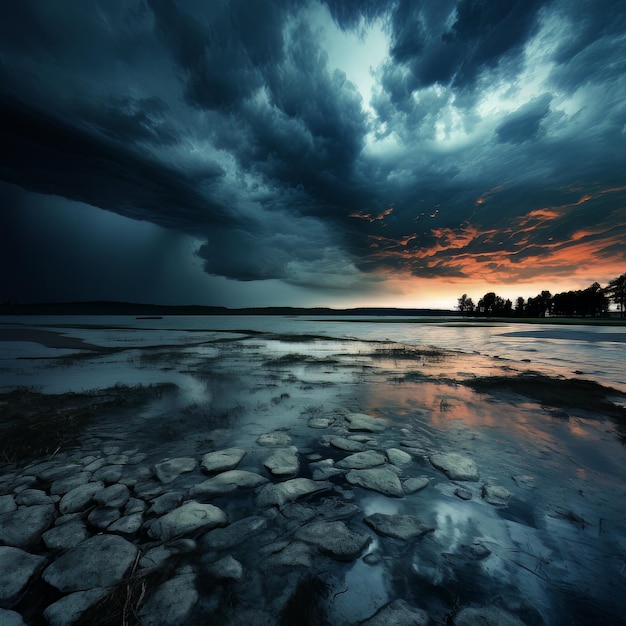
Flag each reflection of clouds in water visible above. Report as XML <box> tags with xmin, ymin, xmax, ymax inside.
<box><xmin>360</xmin><ymin>494</ymin><xmax>401</xmax><ymax>517</ymax></box>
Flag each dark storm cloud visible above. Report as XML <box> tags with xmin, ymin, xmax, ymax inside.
<box><xmin>1</xmin><ymin>0</ymin><xmax>625</xmax><ymax>303</ymax></box>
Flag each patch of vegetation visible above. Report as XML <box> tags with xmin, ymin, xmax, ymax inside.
<box><xmin>372</xmin><ymin>345</ymin><xmax>449</xmax><ymax>360</ymax></box>
<box><xmin>0</xmin><ymin>383</ymin><xmax>176</xmax><ymax>463</ymax></box>
<box><xmin>264</xmin><ymin>353</ymin><xmax>340</xmax><ymax>366</ymax></box>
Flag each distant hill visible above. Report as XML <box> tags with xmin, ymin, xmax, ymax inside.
<box><xmin>0</xmin><ymin>300</ymin><xmax>456</xmax><ymax>317</ymax></box>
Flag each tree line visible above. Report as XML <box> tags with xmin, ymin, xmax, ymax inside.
<box><xmin>457</xmin><ymin>273</ymin><xmax>626</xmax><ymax>318</ymax></box>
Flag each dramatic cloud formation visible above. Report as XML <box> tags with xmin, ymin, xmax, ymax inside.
<box><xmin>1</xmin><ymin>0</ymin><xmax>625</xmax><ymax>307</ymax></box>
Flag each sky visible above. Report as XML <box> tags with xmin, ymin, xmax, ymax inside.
<box><xmin>1</xmin><ymin>0</ymin><xmax>625</xmax><ymax>309</ymax></box>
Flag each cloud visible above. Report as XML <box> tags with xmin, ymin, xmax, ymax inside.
<box><xmin>495</xmin><ymin>93</ymin><xmax>552</xmax><ymax>143</ymax></box>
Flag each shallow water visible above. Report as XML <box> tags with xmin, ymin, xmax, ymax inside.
<box><xmin>1</xmin><ymin>316</ymin><xmax>625</xmax><ymax>625</ymax></box>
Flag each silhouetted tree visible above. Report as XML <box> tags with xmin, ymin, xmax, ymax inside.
<box><xmin>605</xmin><ymin>273</ymin><xmax>626</xmax><ymax>317</ymax></box>
<box><xmin>457</xmin><ymin>294</ymin><xmax>475</xmax><ymax>315</ymax></box>
<box><xmin>514</xmin><ymin>297</ymin><xmax>525</xmax><ymax>317</ymax></box>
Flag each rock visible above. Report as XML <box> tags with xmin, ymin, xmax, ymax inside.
<box><xmin>361</xmin><ymin>599</ymin><xmax>429</xmax><ymax>625</ymax></box>
<box><xmin>108</xmin><ymin>513</ymin><xmax>143</xmax><ymax>534</ymax></box>
<box><xmin>308</xmin><ymin>416</ymin><xmax>335</xmax><ymax>428</ymax></box>
<box><xmin>345</xmin><ymin>412</ymin><xmax>386</xmax><ymax>433</ymax></box>
<box><xmin>0</xmin><ymin>546</ymin><xmax>46</xmax><ymax>602</ymax></box>
<box><xmin>403</xmin><ymin>476</ymin><xmax>430</xmax><ymax>494</ymax></box>
<box><xmin>309</xmin><ymin>459</ymin><xmax>342</xmax><ymax>480</ymax></box>
<box><xmin>0</xmin><ymin>609</ymin><xmax>26</xmax><ymax>626</ymax></box>
<box><xmin>206</xmin><ymin>555</ymin><xmax>243</xmax><ymax>581</ymax></box>
<box><xmin>257</xmin><ymin>432</ymin><xmax>292</xmax><ymax>446</ymax></box>
<box><xmin>43</xmin><ymin>534</ymin><xmax>138</xmax><ymax>592</ymax></box>
<box><xmin>38</xmin><ymin>464</ymin><xmax>83</xmax><ymax>483</ymax></box>
<box><xmin>263</xmin><ymin>541</ymin><xmax>313</xmax><ymax>568</ymax></box>
<box><xmin>263</xmin><ymin>446</ymin><xmax>299</xmax><ymax>477</ymax></box>
<box><xmin>59</xmin><ymin>481</ymin><xmax>105</xmax><ymax>514</ymax></box>
<box><xmin>190</xmin><ymin>470</ymin><xmax>269</xmax><ymax>497</ymax></box>
<box><xmin>0</xmin><ymin>494</ymin><xmax>16</xmax><ymax>514</ymax></box>
<box><xmin>140</xmin><ymin>545</ymin><xmax>172</xmax><ymax>569</ymax></box>
<box><xmin>88</xmin><ymin>506</ymin><xmax>121</xmax><ymax>530</ymax></box>
<box><xmin>83</xmin><ymin>458</ymin><xmax>106</xmax><ymax>473</ymax></box>
<box><xmin>148</xmin><ymin>492</ymin><xmax>183</xmax><ymax>515</ymax></box>
<box><xmin>107</xmin><ymin>454</ymin><xmax>130</xmax><ymax>465</ymax></box>
<box><xmin>256</xmin><ymin>478</ymin><xmax>333</xmax><ymax>507</ymax></box>
<box><xmin>364</xmin><ymin>513</ymin><xmax>435</xmax><ymax>540</ymax></box>
<box><xmin>92</xmin><ymin>465</ymin><xmax>124</xmax><ymax>484</ymax></box>
<box><xmin>202</xmin><ymin>516</ymin><xmax>268</xmax><ymax>550</ymax></box>
<box><xmin>125</xmin><ymin>497</ymin><xmax>147</xmax><ymax>515</ymax></box>
<box><xmin>329</xmin><ymin>436</ymin><xmax>365</xmax><ymax>452</ymax></box>
<box><xmin>138</xmin><ymin>570</ymin><xmax>198</xmax><ymax>626</ymax></box>
<box><xmin>317</xmin><ymin>499</ymin><xmax>360</xmax><ymax>521</ymax></box>
<box><xmin>132</xmin><ymin>479</ymin><xmax>163</xmax><ymax>499</ymax></box>
<box><xmin>0</xmin><ymin>504</ymin><xmax>56</xmax><ymax>547</ymax></box>
<box><xmin>93</xmin><ymin>483</ymin><xmax>130</xmax><ymax>508</ymax></box>
<box><xmin>455</xmin><ymin>487</ymin><xmax>473</xmax><ymax>501</ymax></box>
<box><xmin>43</xmin><ymin>588</ymin><xmax>110</xmax><ymax>626</ymax></box>
<box><xmin>15</xmin><ymin>489</ymin><xmax>54</xmax><ymax>506</ymax></box>
<box><xmin>201</xmin><ymin>448</ymin><xmax>246</xmax><ymax>474</ymax></box>
<box><xmin>42</xmin><ymin>520</ymin><xmax>88</xmax><ymax>550</ymax></box>
<box><xmin>147</xmin><ymin>501</ymin><xmax>227</xmax><ymax>541</ymax></box>
<box><xmin>454</xmin><ymin>606</ymin><xmax>526</xmax><ymax>626</ymax></box>
<box><xmin>429</xmin><ymin>453</ymin><xmax>479</xmax><ymax>481</ymax></box>
<box><xmin>295</xmin><ymin>521</ymin><xmax>371</xmax><ymax>561</ymax></box>
<box><xmin>336</xmin><ymin>450</ymin><xmax>386</xmax><ymax>470</ymax></box>
<box><xmin>50</xmin><ymin>472</ymin><xmax>91</xmax><ymax>495</ymax></box>
<box><xmin>386</xmin><ymin>448</ymin><xmax>412</xmax><ymax>466</ymax></box>
<box><xmin>153</xmin><ymin>457</ymin><xmax>197</xmax><ymax>484</ymax></box>
<box><xmin>346</xmin><ymin>468</ymin><xmax>403</xmax><ymax>497</ymax></box>
<box><xmin>482</xmin><ymin>484</ymin><xmax>512</xmax><ymax>505</ymax></box>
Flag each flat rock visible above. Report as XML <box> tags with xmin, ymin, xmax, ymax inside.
<box><xmin>346</xmin><ymin>468</ymin><xmax>403</xmax><ymax>497</ymax></box>
<box><xmin>59</xmin><ymin>481</ymin><xmax>105</xmax><ymax>514</ymax></box>
<box><xmin>454</xmin><ymin>606</ymin><xmax>526</xmax><ymax>626</ymax></box>
<box><xmin>0</xmin><ymin>546</ymin><xmax>46</xmax><ymax>602</ymax></box>
<box><xmin>364</xmin><ymin>513</ymin><xmax>435</xmax><ymax>540</ymax></box>
<box><xmin>43</xmin><ymin>534</ymin><xmax>138</xmax><ymax>592</ymax></box>
<box><xmin>148</xmin><ymin>492</ymin><xmax>183</xmax><ymax>515</ymax></box>
<box><xmin>92</xmin><ymin>465</ymin><xmax>124</xmax><ymax>484</ymax></box>
<box><xmin>50</xmin><ymin>472</ymin><xmax>91</xmax><ymax>495</ymax></box>
<box><xmin>138</xmin><ymin>570</ymin><xmax>198</xmax><ymax>626</ymax></box>
<box><xmin>153</xmin><ymin>457</ymin><xmax>197</xmax><ymax>484</ymax></box>
<box><xmin>201</xmin><ymin>448</ymin><xmax>246</xmax><ymax>473</ymax></box>
<box><xmin>132</xmin><ymin>479</ymin><xmax>163</xmax><ymax>499</ymax></box>
<box><xmin>93</xmin><ymin>483</ymin><xmax>130</xmax><ymax>508</ymax></box>
<box><xmin>108</xmin><ymin>513</ymin><xmax>143</xmax><ymax>534</ymax></box>
<box><xmin>43</xmin><ymin>587</ymin><xmax>110</xmax><ymax>626</ymax></box>
<box><xmin>386</xmin><ymin>448</ymin><xmax>412</xmax><ymax>466</ymax></box>
<box><xmin>0</xmin><ymin>504</ymin><xmax>56</xmax><ymax>547</ymax></box>
<box><xmin>88</xmin><ymin>506</ymin><xmax>121</xmax><ymax>530</ymax></box>
<box><xmin>42</xmin><ymin>520</ymin><xmax>88</xmax><ymax>550</ymax></box>
<box><xmin>256</xmin><ymin>478</ymin><xmax>332</xmax><ymax>507</ymax></box>
<box><xmin>0</xmin><ymin>494</ymin><xmax>16</xmax><ymax>514</ymax></box>
<box><xmin>257</xmin><ymin>432</ymin><xmax>292</xmax><ymax>446</ymax></box>
<box><xmin>308</xmin><ymin>416</ymin><xmax>335</xmax><ymax>428</ymax></box>
<box><xmin>263</xmin><ymin>446</ymin><xmax>299</xmax><ymax>477</ymax></box>
<box><xmin>189</xmin><ymin>470</ymin><xmax>269</xmax><ymax>497</ymax></box>
<box><xmin>140</xmin><ymin>545</ymin><xmax>173</xmax><ymax>569</ymax></box>
<box><xmin>295</xmin><ymin>520</ymin><xmax>371</xmax><ymax>561</ymax></box>
<box><xmin>38</xmin><ymin>464</ymin><xmax>83</xmax><ymax>483</ymax></box>
<box><xmin>206</xmin><ymin>555</ymin><xmax>243</xmax><ymax>581</ymax></box>
<box><xmin>329</xmin><ymin>436</ymin><xmax>366</xmax><ymax>452</ymax></box>
<box><xmin>263</xmin><ymin>541</ymin><xmax>313</xmax><ymax>568</ymax></box>
<box><xmin>125</xmin><ymin>497</ymin><xmax>147</xmax><ymax>515</ymax></box>
<box><xmin>0</xmin><ymin>609</ymin><xmax>26</xmax><ymax>626</ymax></box>
<box><xmin>482</xmin><ymin>484</ymin><xmax>512</xmax><ymax>505</ymax></box>
<box><xmin>403</xmin><ymin>476</ymin><xmax>430</xmax><ymax>494</ymax></box>
<box><xmin>336</xmin><ymin>450</ymin><xmax>386</xmax><ymax>470</ymax></box>
<box><xmin>309</xmin><ymin>459</ymin><xmax>342</xmax><ymax>480</ymax></box>
<box><xmin>430</xmin><ymin>453</ymin><xmax>479</xmax><ymax>481</ymax></box>
<box><xmin>15</xmin><ymin>489</ymin><xmax>55</xmax><ymax>506</ymax></box>
<box><xmin>345</xmin><ymin>412</ymin><xmax>386</xmax><ymax>433</ymax></box>
<box><xmin>147</xmin><ymin>501</ymin><xmax>227</xmax><ymax>540</ymax></box>
<box><xmin>455</xmin><ymin>487</ymin><xmax>473</xmax><ymax>501</ymax></box>
<box><xmin>361</xmin><ymin>599</ymin><xmax>429</xmax><ymax>625</ymax></box>
<box><xmin>202</xmin><ymin>516</ymin><xmax>268</xmax><ymax>550</ymax></box>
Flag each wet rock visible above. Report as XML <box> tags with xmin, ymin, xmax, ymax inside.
<box><xmin>295</xmin><ymin>520</ymin><xmax>371</xmax><ymax>561</ymax></box>
<box><xmin>403</xmin><ymin>476</ymin><xmax>430</xmax><ymax>494</ymax></box>
<box><xmin>482</xmin><ymin>484</ymin><xmax>512</xmax><ymax>505</ymax></box>
<box><xmin>308</xmin><ymin>416</ymin><xmax>335</xmax><ymax>428</ymax></box>
<box><xmin>189</xmin><ymin>470</ymin><xmax>269</xmax><ymax>497</ymax></box>
<box><xmin>107</xmin><ymin>454</ymin><xmax>130</xmax><ymax>465</ymax></box>
<box><xmin>257</xmin><ymin>432</ymin><xmax>292</xmax><ymax>446</ymax></box>
<box><xmin>93</xmin><ymin>483</ymin><xmax>130</xmax><ymax>508</ymax></box>
<box><xmin>0</xmin><ymin>504</ymin><xmax>56</xmax><ymax>547</ymax></box>
<box><xmin>202</xmin><ymin>516</ymin><xmax>268</xmax><ymax>550</ymax></box>
<box><xmin>43</xmin><ymin>534</ymin><xmax>138</xmax><ymax>592</ymax></box>
<box><xmin>201</xmin><ymin>448</ymin><xmax>246</xmax><ymax>473</ymax></box>
<box><xmin>133</xmin><ymin>479</ymin><xmax>163</xmax><ymax>500</ymax></box>
<box><xmin>512</xmin><ymin>474</ymin><xmax>535</xmax><ymax>489</ymax></box>
<box><xmin>329</xmin><ymin>436</ymin><xmax>366</xmax><ymax>452</ymax></box>
<box><xmin>361</xmin><ymin>599</ymin><xmax>429</xmax><ymax>625</ymax></box>
<box><xmin>256</xmin><ymin>478</ymin><xmax>332</xmax><ymax>507</ymax></box>
<box><xmin>0</xmin><ymin>609</ymin><xmax>26</xmax><ymax>626</ymax></box>
<box><xmin>147</xmin><ymin>501</ymin><xmax>227</xmax><ymax>540</ymax></box>
<box><xmin>345</xmin><ymin>412</ymin><xmax>386</xmax><ymax>433</ymax></box>
<box><xmin>310</xmin><ymin>459</ymin><xmax>342</xmax><ymax>480</ymax></box>
<box><xmin>263</xmin><ymin>446</ymin><xmax>299</xmax><ymax>477</ymax></box>
<box><xmin>15</xmin><ymin>489</ymin><xmax>55</xmax><ymax>506</ymax></box>
<box><xmin>43</xmin><ymin>587</ymin><xmax>110</xmax><ymax>626</ymax></box>
<box><xmin>0</xmin><ymin>494</ymin><xmax>16</xmax><ymax>514</ymax></box>
<box><xmin>454</xmin><ymin>606</ymin><xmax>526</xmax><ymax>626</ymax></box>
<box><xmin>206</xmin><ymin>555</ymin><xmax>243</xmax><ymax>581</ymax></box>
<box><xmin>317</xmin><ymin>499</ymin><xmax>360</xmax><ymax>521</ymax></box>
<box><xmin>386</xmin><ymin>448</ymin><xmax>412</xmax><ymax>466</ymax></box>
<box><xmin>281</xmin><ymin>503</ymin><xmax>317</xmax><ymax>525</ymax></box>
<box><xmin>59</xmin><ymin>481</ymin><xmax>105</xmax><ymax>514</ymax></box>
<box><xmin>88</xmin><ymin>506</ymin><xmax>121</xmax><ymax>530</ymax></box>
<box><xmin>92</xmin><ymin>465</ymin><xmax>124</xmax><ymax>484</ymax></box>
<box><xmin>455</xmin><ymin>487</ymin><xmax>473</xmax><ymax>501</ymax></box>
<box><xmin>430</xmin><ymin>453</ymin><xmax>479</xmax><ymax>481</ymax></box>
<box><xmin>336</xmin><ymin>450</ymin><xmax>386</xmax><ymax>470</ymax></box>
<box><xmin>125</xmin><ymin>497</ymin><xmax>147</xmax><ymax>515</ymax></box>
<box><xmin>42</xmin><ymin>520</ymin><xmax>88</xmax><ymax>550</ymax></box>
<box><xmin>0</xmin><ymin>546</ymin><xmax>45</xmax><ymax>602</ymax></box>
<box><xmin>50</xmin><ymin>472</ymin><xmax>92</xmax><ymax>495</ymax></box>
<box><xmin>153</xmin><ymin>457</ymin><xmax>197</xmax><ymax>484</ymax></box>
<box><xmin>138</xmin><ymin>569</ymin><xmax>198</xmax><ymax>626</ymax></box>
<box><xmin>83</xmin><ymin>458</ymin><xmax>106</xmax><ymax>473</ymax></box>
<box><xmin>346</xmin><ymin>468</ymin><xmax>403</xmax><ymax>497</ymax></box>
<box><xmin>149</xmin><ymin>492</ymin><xmax>184</xmax><ymax>515</ymax></box>
<box><xmin>263</xmin><ymin>541</ymin><xmax>313</xmax><ymax>568</ymax></box>
<box><xmin>364</xmin><ymin>513</ymin><xmax>435</xmax><ymax>540</ymax></box>
<box><xmin>38</xmin><ymin>464</ymin><xmax>83</xmax><ymax>483</ymax></box>
<box><xmin>140</xmin><ymin>545</ymin><xmax>172</xmax><ymax>569</ymax></box>
<box><xmin>109</xmin><ymin>513</ymin><xmax>143</xmax><ymax>534</ymax></box>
